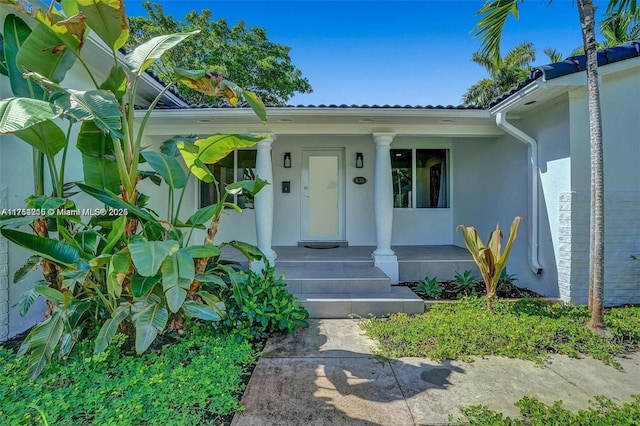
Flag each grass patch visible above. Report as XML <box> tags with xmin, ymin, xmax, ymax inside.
<box><xmin>361</xmin><ymin>297</ymin><xmax>640</xmax><ymax>368</ymax></box>
<box><xmin>0</xmin><ymin>327</ymin><xmax>258</xmax><ymax>425</ymax></box>
<box><xmin>450</xmin><ymin>395</ymin><xmax>640</xmax><ymax>425</ymax></box>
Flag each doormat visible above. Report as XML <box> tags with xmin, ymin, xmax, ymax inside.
<box><xmin>304</xmin><ymin>245</ymin><xmax>339</xmax><ymax>249</ymax></box>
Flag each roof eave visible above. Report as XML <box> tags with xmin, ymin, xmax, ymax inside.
<box><xmin>489</xmin><ymin>80</ymin><xmax>546</xmax><ymax>115</ymax></box>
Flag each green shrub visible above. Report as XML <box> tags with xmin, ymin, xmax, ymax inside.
<box><xmin>0</xmin><ymin>327</ymin><xmax>257</xmax><ymax>425</ymax></box>
<box><xmin>415</xmin><ymin>276</ymin><xmax>443</xmax><ymax>298</ymax></box>
<box><xmin>217</xmin><ymin>266</ymin><xmax>309</xmax><ymax>341</ymax></box>
<box><xmin>361</xmin><ymin>298</ymin><xmax>640</xmax><ymax>368</ymax></box>
<box><xmin>450</xmin><ymin>395</ymin><xmax>640</xmax><ymax>425</ymax></box>
<box><xmin>453</xmin><ymin>270</ymin><xmax>480</xmax><ymax>295</ymax></box>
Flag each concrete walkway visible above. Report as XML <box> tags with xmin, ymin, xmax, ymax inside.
<box><xmin>232</xmin><ymin>319</ymin><xmax>640</xmax><ymax>426</ymax></box>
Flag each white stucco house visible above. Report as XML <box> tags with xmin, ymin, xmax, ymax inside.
<box><xmin>1</xmin><ymin>16</ymin><xmax>639</xmax><ymax>337</ymax></box>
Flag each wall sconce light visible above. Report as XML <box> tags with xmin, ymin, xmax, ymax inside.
<box><xmin>355</xmin><ymin>152</ymin><xmax>364</xmax><ymax>168</ymax></box>
<box><xmin>283</xmin><ymin>152</ymin><xmax>291</xmax><ymax>168</ymax></box>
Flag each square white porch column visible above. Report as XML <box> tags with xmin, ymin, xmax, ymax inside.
<box><xmin>252</xmin><ymin>136</ymin><xmax>277</xmax><ymax>271</ymax></box>
<box><xmin>372</xmin><ymin>133</ymin><xmax>399</xmax><ymax>283</ymax></box>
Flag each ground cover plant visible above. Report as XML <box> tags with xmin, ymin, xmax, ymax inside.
<box><xmin>450</xmin><ymin>395</ymin><xmax>640</xmax><ymax>425</ymax></box>
<box><xmin>0</xmin><ymin>325</ymin><xmax>257</xmax><ymax>425</ymax></box>
<box><xmin>405</xmin><ymin>270</ymin><xmax>540</xmax><ymax>301</ymax></box>
<box><xmin>361</xmin><ymin>298</ymin><xmax>640</xmax><ymax>368</ymax></box>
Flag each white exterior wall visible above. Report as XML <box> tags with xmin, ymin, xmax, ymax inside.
<box><xmin>162</xmin><ymin>134</ymin><xmax>455</xmax><ymax>247</ymax></box>
<box><xmin>450</xmin><ymin>135</ymin><xmax>562</xmax><ymax>296</ymax></box>
<box><xmin>559</xmin><ymin>66</ymin><xmax>640</xmax><ymax>305</ymax></box>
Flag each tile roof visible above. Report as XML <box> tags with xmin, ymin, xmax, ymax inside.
<box><xmin>150</xmin><ymin>103</ymin><xmax>485</xmax><ymax>110</ymax></box>
<box><xmin>489</xmin><ymin>40</ymin><xmax>640</xmax><ymax>108</ymax></box>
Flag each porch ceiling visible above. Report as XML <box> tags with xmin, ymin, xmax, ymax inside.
<box><xmin>139</xmin><ymin>107</ymin><xmax>504</xmax><ymax>138</ymax></box>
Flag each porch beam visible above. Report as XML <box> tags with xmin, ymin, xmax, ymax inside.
<box><xmin>253</xmin><ymin>135</ymin><xmax>277</xmax><ymax>270</ymax></box>
<box><xmin>372</xmin><ymin>132</ymin><xmax>399</xmax><ymax>283</ymax></box>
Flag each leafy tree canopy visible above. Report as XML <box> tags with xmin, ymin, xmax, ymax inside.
<box><xmin>462</xmin><ymin>42</ymin><xmax>536</xmax><ymax>107</ymax></box>
<box><xmin>127</xmin><ymin>2</ymin><xmax>313</xmax><ymax>105</ymax></box>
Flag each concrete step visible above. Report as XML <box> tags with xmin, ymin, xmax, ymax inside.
<box><xmin>293</xmin><ymin>286</ymin><xmax>424</xmax><ymax>318</ymax></box>
<box><xmin>276</xmin><ymin>259</ymin><xmax>373</xmax><ymax>267</ymax></box>
<box><xmin>277</xmin><ymin>264</ymin><xmax>391</xmax><ymax>295</ymax></box>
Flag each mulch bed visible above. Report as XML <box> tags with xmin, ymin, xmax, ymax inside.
<box><xmin>400</xmin><ymin>280</ymin><xmax>543</xmax><ymax>301</ymax></box>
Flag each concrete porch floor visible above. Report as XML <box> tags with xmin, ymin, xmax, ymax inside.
<box><xmin>272</xmin><ymin>245</ymin><xmax>478</xmax><ymax>282</ymax></box>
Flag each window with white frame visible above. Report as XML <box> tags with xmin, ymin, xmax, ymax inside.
<box><xmin>391</xmin><ymin>149</ymin><xmax>449</xmax><ymax>208</ymax></box>
<box><xmin>200</xmin><ymin>150</ymin><xmax>257</xmax><ymax>208</ymax></box>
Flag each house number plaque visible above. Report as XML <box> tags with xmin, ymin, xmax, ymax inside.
<box><xmin>352</xmin><ymin>177</ymin><xmax>367</xmax><ymax>185</ymax></box>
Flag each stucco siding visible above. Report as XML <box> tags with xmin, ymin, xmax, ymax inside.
<box><xmin>450</xmin><ymin>136</ymin><xmax>557</xmax><ymax>295</ymax></box>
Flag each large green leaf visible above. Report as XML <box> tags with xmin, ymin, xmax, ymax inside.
<box><xmin>1</xmin><ymin>228</ymin><xmax>81</xmax><ymax>266</ymax></box>
<box><xmin>161</xmin><ymin>251</ymin><xmax>194</xmax><ymax>313</ymax></box>
<box><xmin>3</xmin><ymin>15</ymin><xmax>46</xmax><ymax>99</ymax></box>
<box><xmin>100</xmin><ymin>65</ymin><xmax>128</xmax><ymax>101</ymax></box>
<box><xmin>131</xmin><ymin>274</ymin><xmax>160</xmax><ymax>298</ymax></box>
<box><xmin>77</xmin><ymin>0</ymin><xmax>129</xmax><ymax>50</ymax></box>
<box><xmin>239</xmin><ymin>89</ymin><xmax>267</xmax><ymax>124</ymax></box>
<box><xmin>124</xmin><ymin>31</ymin><xmax>198</xmax><ymax>75</ymax></box>
<box><xmin>13</xmin><ymin>255</ymin><xmax>41</xmax><ymax>284</ymax></box>
<box><xmin>76</xmin><ymin>183</ymin><xmax>157</xmax><ymax>223</ymax></box>
<box><xmin>107</xmin><ymin>252</ymin><xmax>130</xmax><ymax>298</ymax></box>
<box><xmin>14</xmin><ymin>120</ymin><xmax>66</xmax><ymax>157</ymax></box>
<box><xmin>16</xmin><ymin>17</ymin><xmax>77</xmax><ymax>83</ymax></box>
<box><xmin>34</xmin><ymin>284</ymin><xmax>65</xmax><ymax>305</ymax></box>
<box><xmin>226</xmin><ymin>177</ymin><xmax>269</xmax><ymax>197</ymax></box>
<box><xmin>0</xmin><ymin>98</ymin><xmax>61</xmax><ymax>134</ymax></box>
<box><xmin>134</xmin><ymin>299</ymin><xmax>168</xmax><ymax>354</ymax></box>
<box><xmin>178</xmin><ymin>134</ymin><xmax>267</xmax><ymax>183</ymax></box>
<box><xmin>15</xmin><ymin>286</ymin><xmax>39</xmax><ymax>317</ymax></box>
<box><xmin>222</xmin><ymin>240</ymin><xmax>264</xmax><ymax>261</ymax></box>
<box><xmin>182</xmin><ymin>301</ymin><xmax>221</xmax><ymax>321</ymax></box>
<box><xmin>24</xmin><ymin>311</ymin><xmax>65</xmax><ymax>379</ymax></box>
<box><xmin>197</xmin><ymin>290</ymin><xmax>226</xmax><ymax>317</ymax></box>
<box><xmin>52</xmin><ymin>88</ymin><xmax>123</xmax><ymax>139</ymax></box>
<box><xmin>181</xmin><ymin>244</ymin><xmax>220</xmax><ymax>259</ymax></box>
<box><xmin>141</xmin><ymin>151</ymin><xmax>187</xmax><ymax>189</ymax></box>
<box><xmin>77</xmin><ymin>120</ymin><xmax>114</xmax><ymax>157</ymax></box>
<box><xmin>185</xmin><ymin>203</ymin><xmax>219</xmax><ymax>226</ymax></box>
<box><xmin>102</xmin><ymin>215</ymin><xmax>127</xmax><ymax>254</ymax></box>
<box><xmin>160</xmin><ymin>135</ymin><xmax>197</xmax><ymax>157</ymax></box>
<box><xmin>94</xmin><ymin>304</ymin><xmax>130</xmax><ymax>354</ymax></box>
<box><xmin>81</xmin><ymin>154</ymin><xmax>121</xmax><ymax>194</ymax></box>
<box><xmin>129</xmin><ymin>240</ymin><xmax>179</xmax><ymax>277</ymax></box>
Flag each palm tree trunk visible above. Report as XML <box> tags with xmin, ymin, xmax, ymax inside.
<box><xmin>577</xmin><ymin>0</ymin><xmax>606</xmax><ymax>331</ymax></box>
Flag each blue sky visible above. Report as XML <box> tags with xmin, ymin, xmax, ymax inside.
<box><xmin>124</xmin><ymin>1</ymin><xmax>611</xmax><ymax>106</ymax></box>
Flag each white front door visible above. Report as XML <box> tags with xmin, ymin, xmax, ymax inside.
<box><xmin>301</xmin><ymin>149</ymin><xmax>345</xmax><ymax>241</ymax></box>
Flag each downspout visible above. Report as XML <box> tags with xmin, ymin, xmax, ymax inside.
<box><xmin>495</xmin><ymin>112</ymin><xmax>543</xmax><ymax>275</ymax></box>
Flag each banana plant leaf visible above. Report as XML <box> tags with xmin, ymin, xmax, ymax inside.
<box><xmin>16</xmin><ymin>14</ymin><xmax>78</xmax><ymax>83</ymax></box>
<box><xmin>178</xmin><ymin>134</ymin><xmax>267</xmax><ymax>183</ymax></box>
<box><xmin>3</xmin><ymin>15</ymin><xmax>46</xmax><ymax>99</ymax></box>
<box><xmin>161</xmin><ymin>251</ymin><xmax>194</xmax><ymax>313</ymax></box>
<box><xmin>0</xmin><ymin>98</ymin><xmax>61</xmax><ymax>134</ymax></box>
<box><xmin>14</xmin><ymin>120</ymin><xmax>66</xmax><ymax>157</ymax></box>
<box><xmin>134</xmin><ymin>299</ymin><xmax>168</xmax><ymax>354</ymax></box>
<box><xmin>1</xmin><ymin>228</ymin><xmax>82</xmax><ymax>266</ymax></box>
<box><xmin>124</xmin><ymin>31</ymin><xmax>198</xmax><ymax>75</ymax></box>
<box><xmin>182</xmin><ymin>301</ymin><xmax>221</xmax><ymax>321</ymax></box>
<box><xmin>76</xmin><ymin>0</ymin><xmax>129</xmax><ymax>50</ymax></box>
<box><xmin>141</xmin><ymin>151</ymin><xmax>187</xmax><ymax>189</ymax></box>
<box><xmin>129</xmin><ymin>240</ymin><xmax>179</xmax><ymax>277</ymax></box>
<box><xmin>94</xmin><ymin>304</ymin><xmax>131</xmax><ymax>354</ymax></box>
